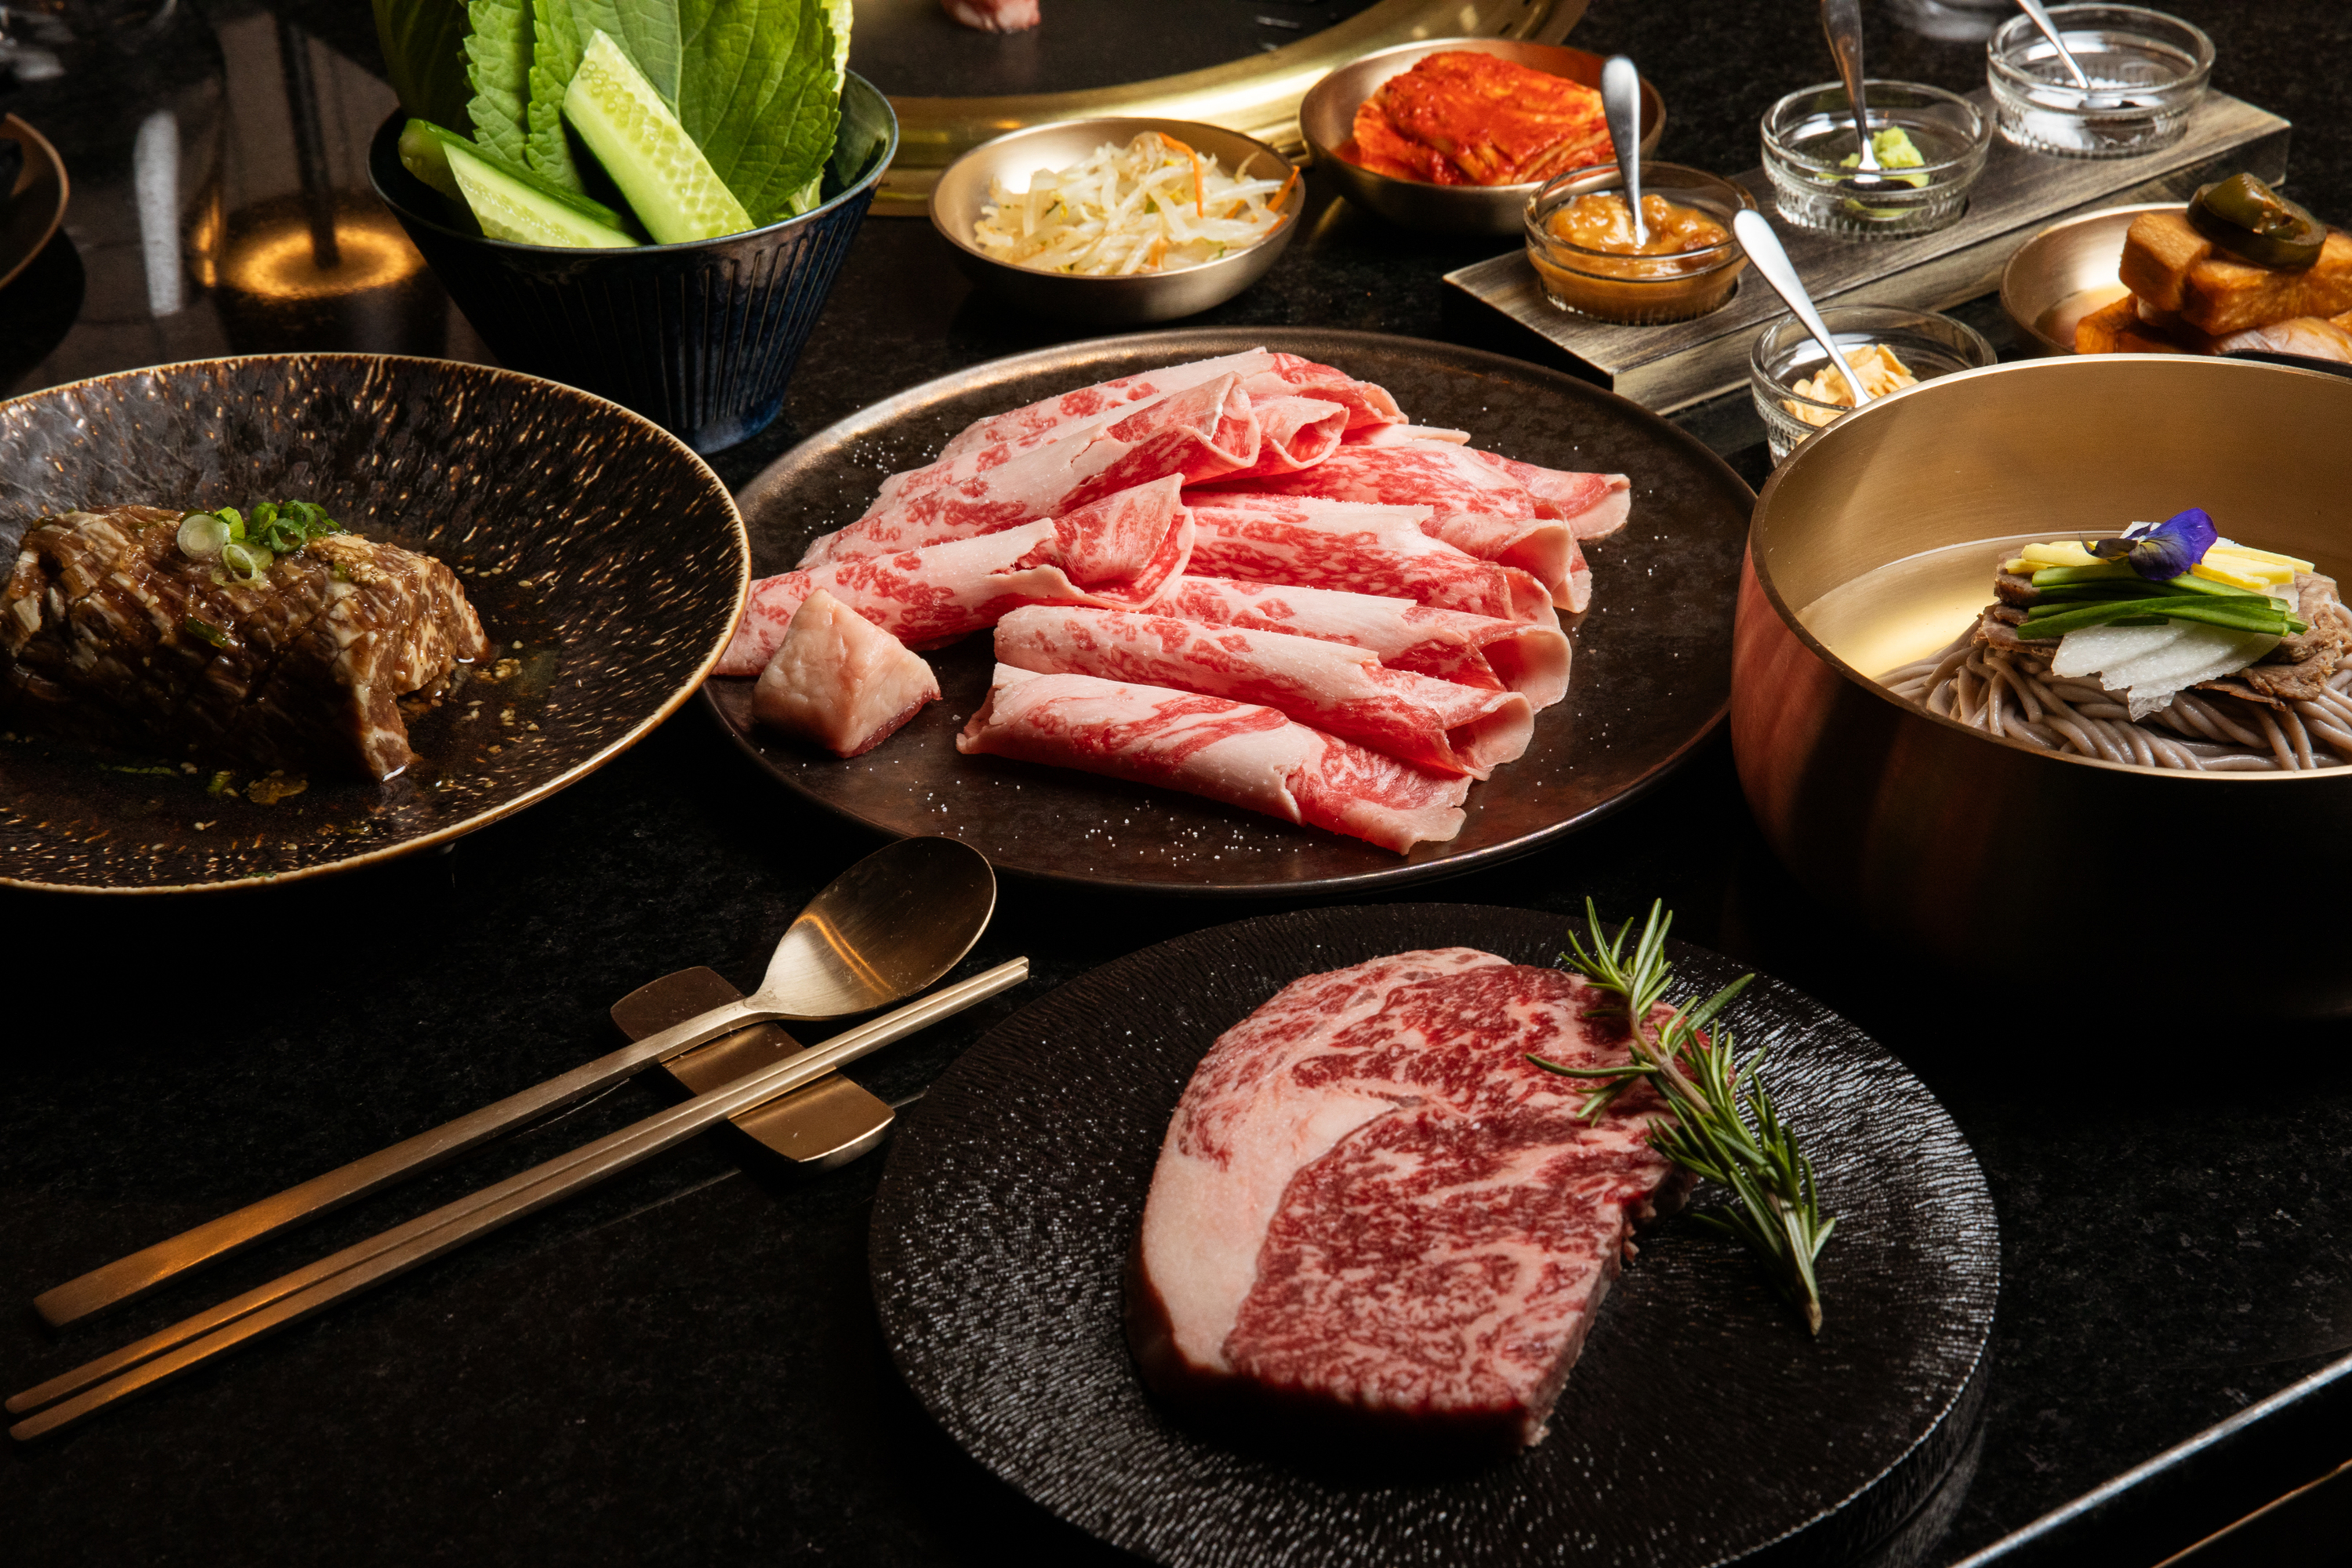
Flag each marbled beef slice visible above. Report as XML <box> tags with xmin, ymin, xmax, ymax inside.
<box><xmin>1130</xmin><ymin>947</ymin><xmax>1683</xmax><ymax>1455</ymax></box>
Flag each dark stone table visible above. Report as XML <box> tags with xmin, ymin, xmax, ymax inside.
<box><xmin>3</xmin><ymin>2</ymin><xmax>2347</xmax><ymax>1562</ymax></box>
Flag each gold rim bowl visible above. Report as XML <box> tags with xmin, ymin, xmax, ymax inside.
<box><xmin>1733</xmin><ymin>353</ymin><xmax>2352</xmax><ymax>1014</ymax></box>
<box><xmin>929</xmin><ymin>118</ymin><xmax>1305</xmax><ymax>326</ymax></box>
<box><xmin>1298</xmin><ymin>37</ymin><xmax>1664</xmax><ymax>237</ymax></box>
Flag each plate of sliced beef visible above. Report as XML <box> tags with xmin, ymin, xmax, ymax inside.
<box><xmin>0</xmin><ymin>354</ymin><xmax>747</xmax><ymax>892</ymax></box>
<box><xmin>706</xmin><ymin>328</ymin><xmax>1751</xmax><ymax>898</ymax></box>
<box><xmin>869</xmin><ymin>902</ymin><xmax>1998</xmax><ymax>1568</ymax></box>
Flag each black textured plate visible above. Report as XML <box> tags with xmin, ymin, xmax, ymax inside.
<box><xmin>870</xmin><ymin>904</ymin><xmax>1998</xmax><ymax>1567</ymax></box>
<box><xmin>706</xmin><ymin>328</ymin><xmax>1752</xmax><ymax>897</ymax></box>
<box><xmin>0</xmin><ymin>354</ymin><xmax>749</xmax><ymax>893</ymax></box>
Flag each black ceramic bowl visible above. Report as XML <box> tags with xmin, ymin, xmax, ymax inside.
<box><xmin>368</xmin><ymin>75</ymin><xmax>896</xmax><ymax>453</ymax></box>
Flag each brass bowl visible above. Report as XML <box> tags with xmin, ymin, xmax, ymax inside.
<box><xmin>929</xmin><ymin>118</ymin><xmax>1303</xmax><ymax>326</ymax></box>
<box><xmin>1999</xmin><ymin>201</ymin><xmax>2170</xmax><ymax>355</ymax></box>
<box><xmin>1732</xmin><ymin>354</ymin><xmax>2352</xmax><ymax>1016</ymax></box>
<box><xmin>1298</xmin><ymin>37</ymin><xmax>1663</xmax><ymax>236</ymax></box>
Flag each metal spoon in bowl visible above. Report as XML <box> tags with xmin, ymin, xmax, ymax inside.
<box><xmin>1819</xmin><ymin>0</ymin><xmax>1908</xmax><ymax>194</ymax></box>
<box><xmin>1733</xmin><ymin>209</ymin><xmax>1870</xmax><ymax>409</ymax></box>
<box><xmin>31</xmin><ymin>835</ymin><xmax>1000</xmax><ymax>1327</ymax></box>
<box><xmin>2015</xmin><ymin>0</ymin><xmax>2124</xmax><ymax>109</ymax></box>
<box><xmin>1601</xmin><ymin>55</ymin><xmax>1648</xmax><ymax>248</ymax></box>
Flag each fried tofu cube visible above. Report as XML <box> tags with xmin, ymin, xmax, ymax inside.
<box><xmin>2119</xmin><ymin>210</ymin><xmax>2212</xmax><ymax>314</ymax></box>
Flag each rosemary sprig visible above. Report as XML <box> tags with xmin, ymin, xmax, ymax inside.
<box><xmin>1528</xmin><ymin>898</ymin><xmax>1837</xmax><ymax>1334</ymax></box>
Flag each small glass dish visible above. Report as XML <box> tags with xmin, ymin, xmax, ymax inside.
<box><xmin>1986</xmin><ymin>5</ymin><xmax>2212</xmax><ymax>158</ymax></box>
<box><xmin>1750</xmin><ymin>306</ymin><xmax>1997</xmax><ymax>463</ymax></box>
<box><xmin>1523</xmin><ymin>162</ymin><xmax>1755</xmax><ymax>325</ymax></box>
<box><xmin>1760</xmin><ymin>82</ymin><xmax>1991</xmax><ymax>239</ymax></box>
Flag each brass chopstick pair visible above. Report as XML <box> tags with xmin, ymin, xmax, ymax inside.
<box><xmin>7</xmin><ymin>957</ymin><xmax>1029</xmax><ymax>1440</ymax></box>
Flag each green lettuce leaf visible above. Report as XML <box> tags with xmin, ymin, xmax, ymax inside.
<box><xmin>525</xmin><ymin>0</ymin><xmax>586</xmax><ymax>189</ymax></box>
<box><xmin>374</xmin><ymin>0</ymin><xmax>473</xmax><ymax>131</ymax></box>
<box><xmin>822</xmin><ymin>0</ymin><xmax>848</xmax><ymax>76</ymax></box>
<box><xmin>793</xmin><ymin>0</ymin><xmax>851</xmax><ymax>212</ymax></box>
<box><xmin>568</xmin><ymin>0</ymin><xmax>684</xmax><ymax>108</ymax></box>
<box><xmin>463</xmin><ymin>0</ymin><xmax>535</xmax><ymax>166</ymax></box>
<box><xmin>677</xmin><ymin>0</ymin><xmax>838</xmax><ymax>225</ymax></box>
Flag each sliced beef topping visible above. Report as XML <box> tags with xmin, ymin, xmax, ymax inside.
<box><xmin>1992</xmin><ymin>564</ymin><xmax>2040</xmax><ymax>609</ymax></box>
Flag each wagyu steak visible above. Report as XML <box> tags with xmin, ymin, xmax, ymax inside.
<box><xmin>1127</xmin><ymin>947</ymin><xmax>1682</xmax><ymax>1454</ymax></box>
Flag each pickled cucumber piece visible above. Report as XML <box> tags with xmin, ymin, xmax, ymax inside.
<box><xmin>563</xmin><ymin>29</ymin><xmax>753</xmax><ymax>243</ymax></box>
<box><xmin>445</xmin><ymin>138</ymin><xmax>637</xmax><ymax>246</ymax></box>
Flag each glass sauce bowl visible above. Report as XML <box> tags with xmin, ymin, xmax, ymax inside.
<box><xmin>1523</xmin><ymin>162</ymin><xmax>1755</xmax><ymax>325</ymax></box>
<box><xmin>1761</xmin><ymin>80</ymin><xmax>1991</xmax><ymax>239</ymax></box>
<box><xmin>1750</xmin><ymin>305</ymin><xmax>1997</xmax><ymax>463</ymax></box>
<box><xmin>1986</xmin><ymin>4</ymin><xmax>2213</xmax><ymax>158</ymax></box>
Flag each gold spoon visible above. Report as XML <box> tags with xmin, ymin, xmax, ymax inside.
<box><xmin>31</xmin><ymin>836</ymin><xmax>999</xmax><ymax>1328</ymax></box>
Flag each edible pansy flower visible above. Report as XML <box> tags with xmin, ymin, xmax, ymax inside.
<box><xmin>2086</xmin><ymin>506</ymin><xmax>2220</xmax><ymax>582</ymax></box>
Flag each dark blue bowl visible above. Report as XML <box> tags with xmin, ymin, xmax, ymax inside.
<box><xmin>368</xmin><ymin>74</ymin><xmax>896</xmax><ymax>453</ymax></box>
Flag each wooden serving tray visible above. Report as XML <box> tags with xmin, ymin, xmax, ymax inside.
<box><xmin>1445</xmin><ymin>89</ymin><xmax>2290</xmax><ymax>412</ymax></box>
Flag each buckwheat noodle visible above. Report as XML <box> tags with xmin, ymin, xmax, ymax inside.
<box><xmin>1880</xmin><ymin>630</ymin><xmax>2352</xmax><ymax>772</ymax></box>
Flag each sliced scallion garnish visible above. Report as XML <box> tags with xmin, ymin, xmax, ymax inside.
<box><xmin>2031</xmin><ymin>564</ymin><xmax>2269</xmax><ymax>601</ymax></box>
<box><xmin>220</xmin><ymin>540</ymin><xmax>272</xmax><ymax>580</ymax></box>
<box><xmin>2019</xmin><ymin>596</ymin><xmax>2305</xmax><ymax>641</ymax></box>
<box><xmin>180</xmin><ymin>615</ymin><xmax>230</xmax><ymax>649</ymax></box>
<box><xmin>176</xmin><ymin>512</ymin><xmax>230</xmax><ymax>561</ymax></box>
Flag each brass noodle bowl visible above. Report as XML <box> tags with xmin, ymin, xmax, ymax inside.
<box><xmin>875</xmin><ymin>0</ymin><xmax>1588</xmax><ymax>212</ymax></box>
<box><xmin>1733</xmin><ymin>355</ymin><xmax>2352</xmax><ymax>1017</ymax></box>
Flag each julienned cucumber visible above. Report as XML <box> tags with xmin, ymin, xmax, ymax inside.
<box><xmin>562</xmin><ymin>30</ymin><xmax>754</xmax><ymax>244</ymax></box>
<box><xmin>401</xmin><ymin>118</ymin><xmax>638</xmax><ymax>241</ymax></box>
<box><xmin>445</xmin><ymin>140</ymin><xmax>637</xmax><ymax>247</ymax></box>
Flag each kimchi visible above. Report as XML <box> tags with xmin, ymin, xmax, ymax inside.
<box><xmin>1343</xmin><ymin>52</ymin><xmax>1613</xmax><ymax>188</ymax></box>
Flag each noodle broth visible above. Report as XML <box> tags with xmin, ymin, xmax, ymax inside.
<box><xmin>1795</xmin><ymin>535</ymin><xmax>2352</xmax><ymax>772</ymax></box>
<box><xmin>1796</xmin><ymin>534</ymin><xmax>2053</xmax><ymax>678</ymax></box>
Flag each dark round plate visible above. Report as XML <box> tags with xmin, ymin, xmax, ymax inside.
<box><xmin>706</xmin><ymin>328</ymin><xmax>1752</xmax><ymax>897</ymax></box>
<box><xmin>0</xmin><ymin>115</ymin><xmax>67</xmax><ymax>294</ymax></box>
<box><xmin>869</xmin><ymin>903</ymin><xmax>1998</xmax><ymax>1568</ymax></box>
<box><xmin>0</xmin><ymin>354</ymin><xmax>749</xmax><ymax>893</ymax></box>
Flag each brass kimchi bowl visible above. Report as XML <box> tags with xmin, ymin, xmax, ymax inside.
<box><xmin>1733</xmin><ymin>354</ymin><xmax>2352</xmax><ymax>1016</ymax></box>
<box><xmin>929</xmin><ymin>118</ymin><xmax>1304</xmax><ymax>326</ymax></box>
<box><xmin>1299</xmin><ymin>37</ymin><xmax>1664</xmax><ymax>237</ymax></box>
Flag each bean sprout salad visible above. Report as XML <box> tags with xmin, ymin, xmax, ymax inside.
<box><xmin>971</xmin><ymin>131</ymin><xmax>1298</xmax><ymax>276</ymax></box>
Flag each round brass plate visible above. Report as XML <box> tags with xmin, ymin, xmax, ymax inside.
<box><xmin>1999</xmin><ymin>202</ymin><xmax>2169</xmax><ymax>356</ymax></box>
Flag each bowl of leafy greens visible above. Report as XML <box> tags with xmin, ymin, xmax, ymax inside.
<box><xmin>368</xmin><ymin>0</ymin><xmax>892</xmax><ymax>453</ymax></box>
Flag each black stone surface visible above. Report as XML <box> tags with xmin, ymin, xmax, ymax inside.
<box><xmin>870</xmin><ymin>906</ymin><xmax>1998</xmax><ymax>1567</ymax></box>
<box><xmin>2</xmin><ymin>1</ymin><xmax>2350</xmax><ymax>1564</ymax></box>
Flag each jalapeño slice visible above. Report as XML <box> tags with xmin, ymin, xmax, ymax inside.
<box><xmin>2187</xmin><ymin>173</ymin><xmax>2326</xmax><ymax>270</ymax></box>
